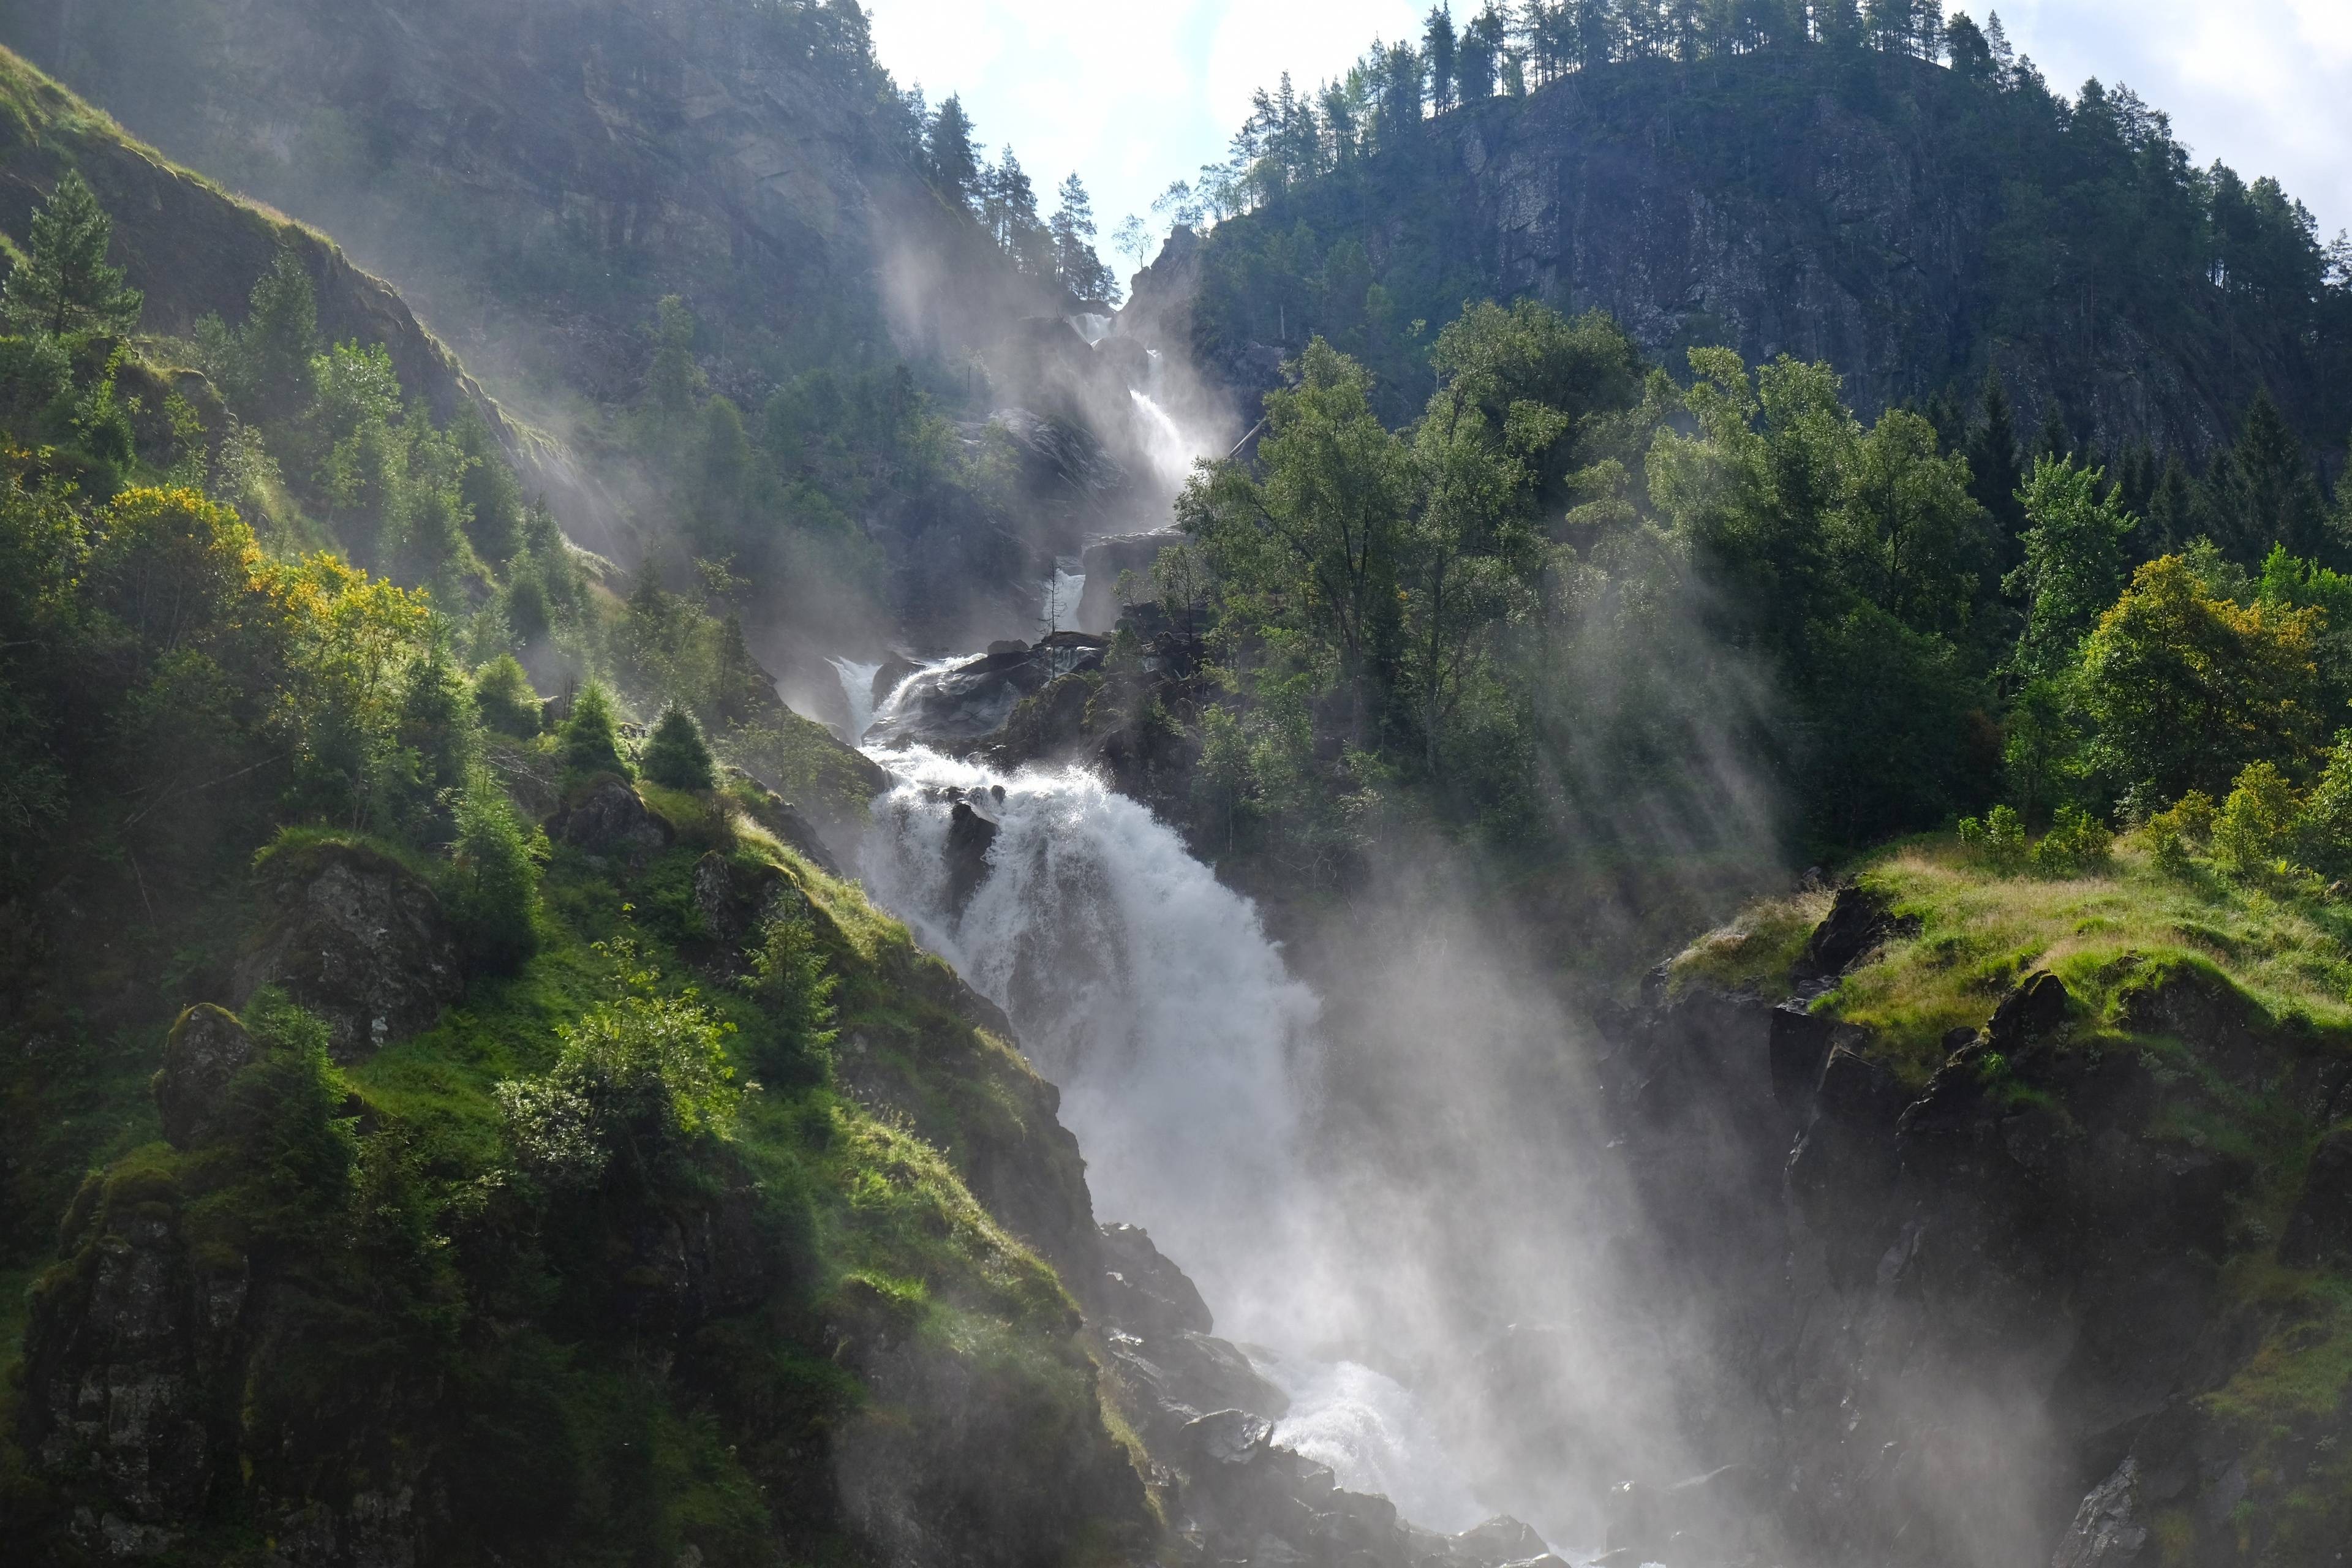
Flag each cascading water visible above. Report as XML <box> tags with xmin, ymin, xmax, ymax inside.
<box><xmin>1041</xmin><ymin>557</ymin><xmax>1087</xmax><ymax>636</ymax></box>
<box><xmin>825</xmin><ymin>657</ymin><xmax>882</xmax><ymax>744</ymax></box>
<box><xmin>855</xmin><ymin>744</ymin><xmax>1495</xmax><ymax>1536</ymax></box>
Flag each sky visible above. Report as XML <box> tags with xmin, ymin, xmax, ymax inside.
<box><xmin>862</xmin><ymin>0</ymin><xmax>2352</xmax><ymax>279</ymax></box>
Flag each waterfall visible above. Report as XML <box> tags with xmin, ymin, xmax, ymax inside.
<box><xmin>860</xmin><ymin>747</ymin><xmax>1318</xmax><ymax>1300</ymax></box>
<box><xmin>826</xmin><ymin>657</ymin><xmax>883</xmax><ymax>744</ymax></box>
<box><xmin>856</xmin><ymin>744</ymin><xmax>1496</xmax><ymax>1536</ymax></box>
<box><xmin>1041</xmin><ymin>558</ymin><xmax>1087</xmax><ymax>637</ymax></box>
<box><xmin>1130</xmin><ymin>388</ymin><xmax>1195</xmax><ymax>489</ymax></box>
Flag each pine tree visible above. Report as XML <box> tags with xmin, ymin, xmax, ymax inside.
<box><xmin>448</xmin><ymin>765</ymin><xmax>541</xmax><ymax>973</ymax></box>
<box><xmin>560</xmin><ymin>680</ymin><xmax>630</xmax><ymax>777</ymax></box>
<box><xmin>2146</xmin><ymin>454</ymin><xmax>2198</xmax><ymax>557</ymax></box>
<box><xmin>927</xmin><ymin>96</ymin><xmax>982</xmax><ymax>212</ymax></box>
<box><xmin>473</xmin><ymin>654</ymin><xmax>543</xmax><ymax>738</ymax></box>
<box><xmin>1965</xmin><ymin>374</ymin><xmax>2026</xmax><ymax>571</ymax></box>
<box><xmin>1049</xmin><ymin>174</ymin><xmax>1117</xmax><ymax>304</ymax></box>
<box><xmin>641</xmin><ymin>704</ymin><xmax>716</xmax><ymax>791</ymax></box>
<box><xmin>1424</xmin><ymin>7</ymin><xmax>1459</xmax><ymax>111</ymax></box>
<box><xmin>2213</xmin><ymin>389</ymin><xmax>2328</xmax><ymax>562</ymax></box>
<box><xmin>2</xmin><ymin>170</ymin><xmax>142</xmax><ymax>339</ymax></box>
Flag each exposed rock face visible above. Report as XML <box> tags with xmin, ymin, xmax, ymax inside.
<box><xmin>552</xmin><ymin>775</ymin><xmax>675</xmax><ymax>859</ymax></box>
<box><xmin>1177</xmin><ymin>55</ymin><xmax>2338</xmax><ymax>459</ymax></box>
<box><xmin>152</xmin><ymin>1005</ymin><xmax>254</xmax><ymax>1150</ymax></box>
<box><xmin>1604</xmin><ymin>935</ymin><xmax>2352</xmax><ymax>1568</ymax></box>
<box><xmin>232</xmin><ymin>843</ymin><xmax>462</xmax><ymax>1063</ymax></box>
<box><xmin>2281</xmin><ymin>1128</ymin><xmax>2352</xmax><ymax>1268</ymax></box>
<box><xmin>1790</xmin><ymin>881</ymin><xmax>1920</xmax><ymax>992</ymax></box>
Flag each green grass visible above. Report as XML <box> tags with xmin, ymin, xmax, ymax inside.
<box><xmin>1668</xmin><ymin>886</ymin><xmax>1834</xmax><ymax>997</ymax></box>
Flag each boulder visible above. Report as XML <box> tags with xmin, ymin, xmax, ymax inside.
<box><xmin>233</xmin><ymin>842</ymin><xmax>464</xmax><ymax>1064</ymax></box>
<box><xmin>690</xmin><ymin>852</ymin><xmax>796</xmax><ymax>956</ymax></box>
<box><xmin>153</xmin><ymin>1005</ymin><xmax>255</xmax><ymax>1150</ymax></box>
<box><xmin>947</xmin><ymin>799</ymin><xmax>1000</xmax><ymax>913</ymax></box>
<box><xmin>1988</xmin><ymin>970</ymin><xmax>2075</xmax><ymax>1050</ymax></box>
<box><xmin>2051</xmin><ymin>1457</ymin><xmax>2152</xmax><ymax>1568</ymax></box>
<box><xmin>1790</xmin><ymin>881</ymin><xmax>1919</xmax><ymax>990</ymax></box>
<box><xmin>1450</xmin><ymin>1515</ymin><xmax>1550</xmax><ymax>1566</ymax></box>
<box><xmin>552</xmin><ymin>775</ymin><xmax>674</xmax><ymax>858</ymax></box>
<box><xmin>1182</xmin><ymin>1408</ymin><xmax>1273</xmax><ymax>1471</ymax></box>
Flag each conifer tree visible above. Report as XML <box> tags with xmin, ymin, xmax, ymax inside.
<box><xmin>641</xmin><ymin>704</ymin><xmax>716</xmax><ymax>791</ymax></box>
<box><xmin>448</xmin><ymin>764</ymin><xmax>541</xmax><ymax>973</ymax></box>
<box><xmin>560</xmin><ymin>680</ymin><xmax>630</xmax><ymax>777</ymax></box>
<box><xmin>1424</xmin><ymin>7</ymin><xmax>1459</xmax><ymax>112</ymax></box>
<box><xmin>1966</xmin><ymin>374</ymin><xmax>2026</xmax><ymax>572</ymax></box>
<box><xmin>473</xmin><ymin>654</ymin><xmax>543</xmax><ymax>737</ymax></box>
<box><xmin>927</xmin><ymin>96</ymin><xmax>983</xmax><ymax>213</ymax></box>
<box><xmin>2212</xmin><ymin>390</ymin><xmax>2327</xmax><ymax>562</ymax></box>
<box><xmin>3</xmin><ymin>170</ymin><xmax>142</xmax><ymax>339</ymax></box>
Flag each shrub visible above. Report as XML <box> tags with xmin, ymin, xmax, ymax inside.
<box><xmin>496</xmin><ymin>941</ymin><xmax>742</xmax><ymax>1188</ymax></box>
<box><xmin>641</xmin><ymin>704</ymin><xmax>716</xmax><ymax>791</ymax></box>
<box><xmin>2143</xmin><ymin>789</ymin><xmax>2216</xmax><ymax>873</ymax></box>
<box><xmin>447</xmin><ymin>766</ymin><xmax>543</xmax><ymax>973</ymax></box>
<box><xmin>2296</xmin><ymin>731</ymin><xmax>2352</xmax><ymax>877</ymax></box>
<box><xmin>2029</xmin><ymin>803</ymin><xmax>2114</xmax><ymax>876</ymax></box>
<box><xmin>473</xmin><ymin>654</ymin><xmax>542</xmax><ymax>738</ymax></box>
<box><xmin>2212</xmin><ymin>761</ymin><xmax>2301</xmax><ymax>879</ymax></box>
<box><xmin>1957</xmin><ymin>804</ymin><xmax>2027</xmax><ymax>871</ymax></box>
<box><xmin>559</xmin><ymin>680</ymin><xmax>628</xmax><ymax>777</ymax></box>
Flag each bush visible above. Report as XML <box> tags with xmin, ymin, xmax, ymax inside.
<box><xmin>559</xmin><ymin>680</ymin><xmax>628</xmax><ymax>777</ymax></box>
<box><xmin>2029</xmin><ymin>803</ymin><xmax>2114</xmax><ymax>876</ymax></box>
<box><xmin>446</xmin><ymin>766</ymin><xmax>543</xmax><ymax>972</ymax></box>
<box><xmin>2296</xmin><ymin>731</ymin><xmax>2352</xmax><ymax>876</ymax></box>
<box><xmin>641</xmin><ymin>704</ymin><xmax>716</xmax><ymax>791</ymax></box>
<box><xmin>2144</xmin><ymin>789</ymin><xmax>2217</xmax><ymax>873</ymax></box>
<box><xmin>1957</xmin><ymin>804</ymin><xmax>2027</xmax><ymax>871</ymax></box>
<box><xmin>496</xmin><ymin>941</ymin><xmax>742</xmax><ymax>1188</ymax></box>
<box><xmin>2212</xmin><ymin>761</ymin><xmax>2301</xmax><ymax>879</ymax></box>
<box><xmin>473</xmin><ymin>654</ymin><xmax>542</xmax><ymax>738</ymax></box>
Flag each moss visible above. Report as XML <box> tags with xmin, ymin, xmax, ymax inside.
<box><xmin>1667</xmin><ymin>887</ymin><xmax>1834</xmax><ymax>996</ymax></box>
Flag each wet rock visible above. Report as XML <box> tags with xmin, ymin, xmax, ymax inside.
<box><xmin>946</xmin><ymin>799</ymin><xmax>1000</xmax><ymax>913</ymax></box>
<box><xmin>690</xmin><ymin>851</ymin><xmax>796</xmax><ymax>958</ymax></box>
<box><xmin>233</xmin><ymin>842</ymin><xmax>463</xmax><ymax>1064</ymax></box>
<box><xmin>2280</xmin><ymin>1128</ymin><xmax>2352</xmax><ymax>1268</ymax></box>
<box><xmin>2051</xmin><ymin>1457</ymin><xmax>2152</xmax><ymax>1568</ymax></box>
<box><xmin>552</xmin><ymin>774</ymin><xmax>674</xmax><ymax>858</ymax></box>
<box><xmin>1766</xmin><ymin>1001</ymin><xmax>1836</xmax><ymax>1118</ymax></box>
<box><xmin>153</xmin><ymin>1005</ymin><xmax>255</xmax><ymax>1150</ymax></box>
<box><xmin>1096</xmin><ymin>1221</ymin><xmax>1215</xmax><ymax>1337</ymax></box>
<box><xmin>1450</xmin><ymin>1514</ymin><xmax>1550</xmax><ymax>1565</ymax></box>
<box><xmin>1183</xmin><ymin>1408</ymin><xmax>1273</xmax><ymax>1469</ymax></box>
<box><xmin>869</xmin><ymin>638</ymin><xmax>1111</xmax><ymax>747</ymax></box>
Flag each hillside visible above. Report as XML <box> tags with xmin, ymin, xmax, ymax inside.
<box><xmin>1164</xmin><ymin>45</ymin><xmax>2352</xmax><ymax>464</ymax></box>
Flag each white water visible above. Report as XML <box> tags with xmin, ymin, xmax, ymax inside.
<box><xmin>826</xmin><ymin>657</ymin><xmax>883</xmax><ymax>744</ymax></box>
<box><xmin>855</xmin><ymin>744</ymin><xmax>1512</xmax><ymax>1536</ymax></box>
<box><xmin>1072</xmin><ymin>312</ymin><xmax>1112</xmax><ymax>345</ymax></box>
<box><xmin>1251</xmin><ymin>1346</ymin><xmax>1486</xmax><ymax>1532</ymax></box>
<box><xmin>1040</xmin><ymin>559</ymin><xmax>1087</xmax><ymax>638</ymax></box>
<box><xmin>1131</xmin><ymin>387</ymin><xmax>1195</xmax><ymax>489</ymax></box>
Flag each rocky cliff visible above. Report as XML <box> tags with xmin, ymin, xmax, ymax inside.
<box><xmin>1173</xmin><ymin>51</ymin><xmax>2350</xmax><ymax>462</ymax></box>
<box><xmin>1589</xmin><ymin>876</ymin><xmax>2352</xmax><ymax>1567</ymax></box>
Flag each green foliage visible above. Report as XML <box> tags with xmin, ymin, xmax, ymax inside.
<box><xmin>641</xmin><ymin>704</ymin><xmax>717</xmax><ymax>792</ymax></box>
<box><xmin>195</xmin><ymin>247</ymin><xmax>319</xmax><ymax>421</ymax></box>
<box><xmin>472</xmin><ymin>653</ymin><xmax>542</xmax><ymax>737</ymax></box>
<box><xmin>745</xmin><ymin>911</ymin><xmax>840</xmax><ymax>1083</ymax></box>
<box><xmin>1</xmin><ymin>170</ymin><xmax>141</xmax><ymax>339</ymax></box>
<box><xmin>447</xmin><ymin>764</ymin><xmax>543</xmax><ymax>973</ymax></box>
<box><xmin>2028</xmin><ymin>803</ymin><xmax>2114</xmax><ymax>876</ymax></box>
<box><xmin>559</xmin><ymin>680</ymin><xmax>628</xmax><ymax>778</ymax></box>
<box><xmin>2144</xmin><ymin>789</ymin><xmax>2215</xmax><ymax>873</ymax></box>
<box><xmin>2007</xmin><ymin>454</ymin><xmax>2135</xmax><ymax>680</ymax></box>
<box><xmin>2081</xmin><ymin>555</ymin><xmax>2324</xmax><ymax>801</ymax></box>
<box><xmin>1957</xmin><ymin>804</ymin><xmax>2027</xmax><ymax>871</ymax></box>
<box><xmin>496</xmin><ymin>941</ymin><xmax>743</xmax><ymax>1188</ymax></box>
<box><xmin>2212</xmin><ymin>761</ymin><xmax>2302</xmax><ymax>881</ymax></box>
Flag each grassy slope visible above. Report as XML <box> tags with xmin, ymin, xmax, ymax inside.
<box><xmin>0</xmin><ymin>756</ymin><xmax>1134</xmax><ymax>1562</ymax></box>
<box><xmin>1673</xmin><ymin>830</ymin><xmax>2352</xmax><ymax>1559</ymax></box>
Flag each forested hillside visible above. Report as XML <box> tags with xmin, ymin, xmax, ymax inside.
<box><xmin>0</xmin><ymin>0</ymin><xmax>1154</xmax><ymax>652</ymax></box>
<box><xmin>1156</xmin><ymin>5</ymin><xmax>2351</xmax><ymax>466</ymax></box>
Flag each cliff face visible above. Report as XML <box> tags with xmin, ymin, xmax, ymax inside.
<box><xmin>1180</xmin><ymin>53</ymin><xmax>2350</xmax><ymax>461</ymax></box>
<box><xmin>1593</xmin><ymin>882</ymin><xmax>2352</xmax><ymax>1568</ymax></box>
